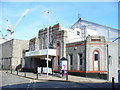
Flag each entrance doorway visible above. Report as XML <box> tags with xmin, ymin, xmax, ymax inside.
<box><xmin>33</xmin><ymin>58</ymin><xmax>52</xmax><ymax>72</ymax></box>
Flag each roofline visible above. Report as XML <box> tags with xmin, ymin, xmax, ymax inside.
<box><xmin>71</xmin><ymin>18</ymin><xmax>119</xmax><ymax>31</ymax></box>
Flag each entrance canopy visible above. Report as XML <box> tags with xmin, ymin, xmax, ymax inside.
<box><xmin>25</xmin><ymin>49</ymin><xmax>56</xmax><ymax>57</ymax></box>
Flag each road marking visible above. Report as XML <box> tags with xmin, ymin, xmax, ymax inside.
<box><xmin>26</xmin><ymin>79</ymin><xmax>33</xmax><ymax>90</ymax></box>
<box><xmin>33</xmin><ymin>80</ymin><xmax>36</xmax><ymax>90</ymax></box>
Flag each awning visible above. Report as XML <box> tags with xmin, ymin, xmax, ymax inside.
<box><xmin>25</xmin><ymin>49</ymin><xmax>56</xmax><ymax>57</ymax></box>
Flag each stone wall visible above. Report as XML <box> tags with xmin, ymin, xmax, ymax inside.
<box><xmin>86</xmin><ymin>36</ymin><xmax>107</xmax><ymax>71</ymax></box>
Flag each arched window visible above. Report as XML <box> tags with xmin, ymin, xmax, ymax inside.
<box><xmin>93</xmin><ymin>50</ymin><xmax>100</xmax><ymax>71</ymax></box>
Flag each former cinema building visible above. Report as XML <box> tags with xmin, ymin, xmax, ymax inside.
<box><xmin>25</xmin><ymin>18</ymin><xmax>119</xmax><ymax>82</ymax></box>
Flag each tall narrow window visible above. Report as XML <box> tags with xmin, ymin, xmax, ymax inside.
<box><xmin>78</xmin><ymin>54</ymin><xmax>82</xmax><ymax>65</ymax></box>
<box><xmin>69</xmin><ymin>54</ymin><xmax>73</xmax><ymax>70</ymax></box>
<box><xmin>58</xmin><ymin>56</ymin><xmax>60</xmax><ymax>66</ymax></box>
<box><xmin>94</xmin><ymin>51</ymin><xmax>98</xmax><ymax>61</ymax></box>
<box><xmin>77</xmin><ymin>31</ymin><xmax>80</xmax><ymax>35</ymax></box>
<box><xmin>119</xmin><ymin>56</ymin><xmax>120</xmax><ymax>64</ymax></box>
<box><xmin>70</xmin><ymin>54</ymin><xmax>73</xmax><ymax>66</ymax></box>
<box><xmin>93</xmin><ymin>50</ymin><xmax>100</xmax><ymax>71</ymax></box>
<box><xmin>56</xmin><ymin>41</ymin><xmax>60</xmax><ymax>70</ymax></box>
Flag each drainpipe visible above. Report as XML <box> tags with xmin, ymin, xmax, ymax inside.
<box><xmin>107</xmin><ymin>44</ymin><xmax>109</xmax><ymax>81</ymax></box>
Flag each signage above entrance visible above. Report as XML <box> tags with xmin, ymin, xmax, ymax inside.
<box><xmin>25</xmin><ymin>49</ymin><xmax>56</xmax><ymax>57</ymax></box>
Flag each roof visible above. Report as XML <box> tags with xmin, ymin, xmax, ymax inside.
<box><xmin>71</xmin><ymin>18</ymin><xmax>119</xmax><ymax>31</ymax></box>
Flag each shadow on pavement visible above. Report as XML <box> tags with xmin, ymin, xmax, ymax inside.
<box><xmin>1</xmin><ymin>80</ymin><xmax>119</xmax><ymax>90</ymax></box>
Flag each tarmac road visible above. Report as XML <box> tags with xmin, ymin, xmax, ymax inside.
<box><xmin>0</xmin><ymin>70</ymin><xmax>119</xmax><ymax>90</ymax></box>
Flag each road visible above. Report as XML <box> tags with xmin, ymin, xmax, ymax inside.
<box><xmin>0</xmin><ymin>71</ymin><xmax>91</xmax><ymax>90</ymax></box>
<box><xmin>0</xmin><ymin>70</ymin><xmax>119</xmax><ymax>90</ymax></box>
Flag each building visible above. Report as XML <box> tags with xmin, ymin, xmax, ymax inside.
<box><xmin>69</xmin><ymin>18</ymin><xmax>119</xmax><ymax>82</ymax></box>
<box><xmin>25</xmin><ymin>24</ymin><xmax>67</xmax><ymax>71</ymax></box>
<box><xmin>1</xmin><ymin>39</ymin><xmax>28</xmax><ymax>70</ymax></box>
<box><xmin>25</xmin><ymin>18</ymin><xmax>119</xmax><ymax>82</ymax></box>
<box><xmin>0</xmin><ymin>38</ymin><xmax>7</xmax><ymax>69</ymax></box>
<box><xmin>66</xmin><ymin>36</ymin><xmax>107</xmax><ymax>76</ymax></box>
<box><xmin>118</xmin><ymin>29</ymin><xmax>120</xmax><ymax>70</ymax></box>
<box><xmin>0</xmin><ymin>38</ymin><xmax>6</xmax><ymax>44</ymax></box>
<box><xmin>0</xmin><ymin>44</ymin><xmax>2</xmax><ymax>69</ymax></box>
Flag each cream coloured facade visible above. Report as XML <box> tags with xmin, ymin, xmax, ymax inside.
<box><xmin>0</xmin><ymin>18</ymin><xmax>119</xmax><ymax>82</ymax></box>
<box><xmin>24</xmin><ymin>19</ymin><xmax>119</xmax><ymax>82</ymax></box>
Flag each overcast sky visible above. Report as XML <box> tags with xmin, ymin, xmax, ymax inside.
<box><xmin>0</xmin><ymin>1</ymin><xmax>118</xmax><ymax>40</ymax></box>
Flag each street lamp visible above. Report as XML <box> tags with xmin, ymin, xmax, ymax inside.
<box><xmin>107</xmin><ymin>44</ymin><xmax>110</xmax><ymax>81</ymax></box>
<box><xmin>44</xmin><ymin>10</ymin><xmax>50</xmax><ymax>76</ymax></box>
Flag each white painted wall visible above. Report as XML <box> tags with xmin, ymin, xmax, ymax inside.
<box><xmin>109</xmin><ymin>42</ymin><xmax>118</xmax><ymax>82</ymax></box>
<box><xmin>61</xmin><ymin>28</ymin><xmax>82</xmax><ymax>43</ymax></box>
<box><xmin>86</xmin><ymin>28</ymin><xmax>98</xmax><ymax>36</ymax></box>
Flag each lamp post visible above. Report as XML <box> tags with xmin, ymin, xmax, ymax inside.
<box><xmin>44</xmin><ymin>10</ymin><xmax>50</xmax><ymax>76</ymax></box>
<box><xmin>107</xmin><ymin>44</ymin><xmax>109</xmax><ymax>81</ymax></box>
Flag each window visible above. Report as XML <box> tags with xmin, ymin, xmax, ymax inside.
<box><xmin>70</xmin><ymin>54</ymin><xmax>73</xmax><ymax>65</ymax></box>
<box><xmin>58</xmin><ymin>56</ymin><xmax>60</xmax><ymax>66</ymax></box>
<box><xmin>69</xmin><ymin>54</ymin><xmax>73</xmax><ymax>70</ymax></box>
<box><xmin>94</xmin><ymin>51</ymin><xmax>98</xmax><ymax>61</ymax></box>
<box><xmin>77</xmin><ymin>31</ymin><xmax>80</xmax><ymax>35</ymax></box>
<box><xmin>78</xmin><ymin>54</ymin><xmax>82</xmax><ymax>65</ymax></box>
<box><xmin>119</xmin><ymin>56</ymin><xmax>120</xmax><ymax>64</ymax></box>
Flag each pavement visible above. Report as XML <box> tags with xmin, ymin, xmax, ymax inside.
<box><xmin>5</xmin><ymin>70</ymin><xmax>109</xmax><ymax>83</ymax></box>
<box><xmin>1</xmin><ymin>70</ymin><xmax>120</xmax><ymax>89</ymax></box>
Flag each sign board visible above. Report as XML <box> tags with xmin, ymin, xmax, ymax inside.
<box><xmin>37</xmin><ymin>67</ymin><xmax>41</xmax><ymax>74</ymax></box>
<box><xmin>60</xmin><ymin>60</ymin><xmax>67</xmax><ymax>70</ymax></box>
<box><xmin>42</xmin><ymin>67</ymin><xmax>52</xmax><ymax>74</ymax></box>
<box><xmin>45</xmin><ymin>58</ymin><xmax>51</xmax><ymax>61</ymax></box>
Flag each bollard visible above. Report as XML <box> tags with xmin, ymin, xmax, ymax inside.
<box><xmin>24</xmin><ymin>71</ymin><xmax>26</xmax><ymax>77</ymax></box>
<box><xmin>66</xmin><ymin>71</ymin><xmax>68</xmax><ymax>81</ymax></box>
<box><xmin>11</xmin><ymin>69</ymin><xmax>12</xmax><ymax>74</ymax></box>
<box><xmin>6</xmin><ymin>70</ymin><xmax>8</xmax><ymax>73</ymax></box>
<box><xmin>36</xmin><ymin>73</ymin><xmax>38</xmax><ymax>79</ymax></box>
<box><xmin>17</xmin><ymin>70</ymin><xmax>18</xmax><ymax>75</ymax></box>
<box><xmin>112</xmin><ymin>77</ymin><xmax>115</xmax><ymax>90</ymax></box>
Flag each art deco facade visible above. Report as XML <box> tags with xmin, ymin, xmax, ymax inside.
<box><xmin>25</xmin><ymin>19</ymin><xmax>119</xmax><ymax>82</ymax></box>
<box><xmin>0</xmin><ymin>18</ymin><xmax>119</xmax><ymax>82</ymax></box>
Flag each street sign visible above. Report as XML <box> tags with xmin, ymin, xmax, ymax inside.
<box><xmin>60</xmin><ymin>57</ymin><xmax>68</xmax><ymax>70</ymax></box>
<box><xmin>37</xmin><ymin>67</ymin><xmax>41</xmax><ymax>74</ymax></box>
<box><xmin>45</xmin><ymin>58</ymin><xmax>51</xmax><ymax>61</ymax></box>
<box><xmin>60</xmin><ymin>60</ymin><xmax>67</xmax><ymax>70</ymax></box>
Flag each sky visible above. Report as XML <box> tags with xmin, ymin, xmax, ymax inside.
<box><xmin>0</xmin><ymin>1</ymin><xmax>118</xmax><ymax>40</ymax></box>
